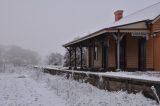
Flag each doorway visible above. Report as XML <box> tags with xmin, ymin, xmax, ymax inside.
<box><xmin>102</xmin><ymin>45</ymin><xmax>108</xmax><ymax>69</ymax></box>
<box><xmin>120</xmin><ymin>36</ymin><xmax>126</xmax><ymax>70</ymax></box>
<box><xmin>138</xmin><ymin>38</ymin><xmax>146</xmax><ymax>71</ymax></box>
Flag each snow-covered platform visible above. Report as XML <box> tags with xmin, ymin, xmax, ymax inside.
<box><xmin>35</xmin><ymin>65</ymin><xmax>160</xmax><ymax>84</ymax></box>
<box><xmin>35</xmin><ymin>65</ymin><xmax>160</xmax><ymax>103</ymax></box>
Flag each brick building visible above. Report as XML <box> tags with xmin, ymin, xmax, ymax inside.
<box><xmin>63</xmin><ymin>2</ymin><xmax>160</xmax><ymax>71</ymax></box>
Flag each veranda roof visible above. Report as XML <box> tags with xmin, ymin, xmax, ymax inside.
<box><xmin>63</xmin><ymin>2</ymin><xmax>160</xmax><ymax>47</ymax></box>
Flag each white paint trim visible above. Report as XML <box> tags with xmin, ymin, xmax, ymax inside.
<box><xmin>153</xmin><ymin>30</ymin><xmax>160</xmax><ymax>33</ymax></box>
<box><xmin>116</xmin><ymin>21</ymin><xmax>148</xmax><ymax>29</ymax></box>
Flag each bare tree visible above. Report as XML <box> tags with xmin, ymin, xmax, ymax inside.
<box><xmin>46</xmin><ymin>53</ymin><xmax>63</xmax><ymax>66</ymax></box>
<box><xmin>0</xmin><ymin>45</ymin><xmax>41</xmax><ymax>67</ymax></box>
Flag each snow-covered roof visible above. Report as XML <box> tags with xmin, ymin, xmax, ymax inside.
<box><xmin>63</xmin><ymin>2</ymin><xmax>160</xmax><ymax>47</ymax></box>
<box><xmin>109</xmin><ymin>2</ymin><xmax>160</xmax><ymax>28</ymax></box>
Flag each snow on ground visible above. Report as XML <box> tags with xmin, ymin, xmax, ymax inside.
<box><xmin>0</xmin><ymin>67</ymin><xmax>68</xmax><ymax>106</ymax></box>
<box><xmin>35</xmin><ymin>66</ymin><xmax>159</xmax><ymax>106</ymax></box>
<box><xmin>0</xmin><ymin>66</ymin><xmax>160</xmax><ymax>106</ymax></box>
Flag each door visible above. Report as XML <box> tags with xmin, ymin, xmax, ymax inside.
<box><xmin>102</xmin><ymin>45</ymin><xmax>108</xmax><ymax>69</ymax></box>
<box><xmin>138</xmin><ymin>38</ymin><xmax>146</xmax><ymax>71</ymax></box>
<box><xmin>120</xmin><ymin>36</ymin><xmax>126</xmax><ymax>69</ymax></box>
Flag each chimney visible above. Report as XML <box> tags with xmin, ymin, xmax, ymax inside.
<box><xmin>114</xmin><ymin>10</ymin><xmax>123</xmax><ymax>21</ymax></box>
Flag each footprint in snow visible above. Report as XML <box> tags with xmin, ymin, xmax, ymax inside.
<box><xmin>35</xmin><ymin>97</ymin><xmax>38</xmax><ymax>101</ymax></box>
<box><xmin>17</xmin><ymin>75</ymin><xmax>26</xmax><ymax>78</ymax></box>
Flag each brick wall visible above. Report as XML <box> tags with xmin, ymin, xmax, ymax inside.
<box><xmin>126</xmin><ymin>35</ymin><xmax>139</xmax><ymax>69</ymax></box>
<box><xmin>108</xmin><ymin>37</ymin><xmax>116</xmax><ymax>68</ymax></box>
<box><xmin>152</xmin><ymin>18</ymin><xmax>160</xmax><ymax>70</ymax></box>
<box><xmin>152</xmin><ymin>18</ymin><xmax>160</xmax><ymax>31</ymax></box>
<box><xmin>153</xmin><ymin>33</ymin><xmax>160</xmax><ymax>70</ymax></box>
<box><xmin>146</xmin><ymin>36</ymin><xmax>154</xmax><ymax>69</ymax></box>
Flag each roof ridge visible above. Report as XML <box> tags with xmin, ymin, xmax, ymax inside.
<box><xmin>119</xmin><ymin>2</ymin><xmax>160</xmax><ymax>21</ymax></box>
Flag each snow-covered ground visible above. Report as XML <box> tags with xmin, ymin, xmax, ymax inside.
<box><xmin>0</xmin><ymin>66</ymin><xmax>159</xmax><ymax>106</ymax></box>
<box><xmin>0</xmin><ymin>67</ymin><xmax>68</xmax><ymax>106</ymax></box>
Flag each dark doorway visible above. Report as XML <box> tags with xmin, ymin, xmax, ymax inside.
<box><xmin>102</xmin><ymin>45</ymin><xmax>108</xmax><ymax>69</ymax></box>
<box><xmin>138</xmin><ymin>38</ymin><xmax>146</xmax><ymax>71</ymax></box>
<box><xmin>120</xmin><ymin>36</ymin><xmax>126</xmax><ymax>70</ymax></box>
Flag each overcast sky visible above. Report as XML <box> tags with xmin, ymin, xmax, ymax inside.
<box><xmin>0</xmin><ymin>0</ymin><xmax>160</xmax><ymax>57</ymax></box>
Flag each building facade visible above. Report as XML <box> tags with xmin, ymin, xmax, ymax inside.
<box><xmin>63</xmin><ymin>3</ymin><xmax>160</xmax><ymax>71</ymax></box>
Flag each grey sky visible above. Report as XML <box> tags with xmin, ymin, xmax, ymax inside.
<box><xmin>0</xmin><ymin>0</ymin><xmax>160</xmax><ymax>57</ymax></box>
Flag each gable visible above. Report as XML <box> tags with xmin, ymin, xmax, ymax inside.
<box><xmin>152</xmin><ymin>16</ymin><xmax>160</xmax><ymax>31</ymax></box>
<box><xmin>152</xmin><ymin>15</ymin><xmax>160</xmax><ymax>24</ymax></box>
